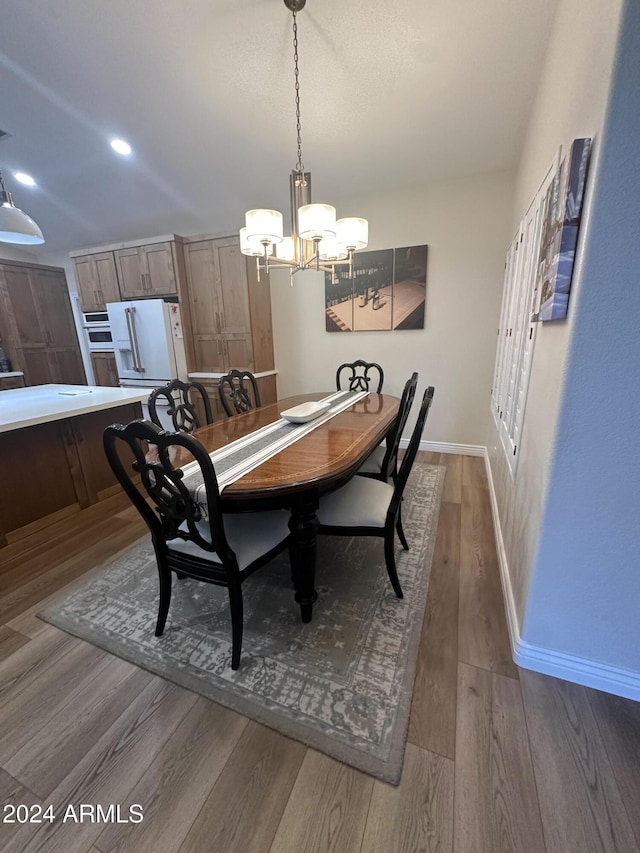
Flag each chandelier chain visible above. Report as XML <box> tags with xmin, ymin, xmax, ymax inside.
<box><xmin>292</xmin><ymin>3</ymin><xmax>304</xmax><ymax>173</ymax></box>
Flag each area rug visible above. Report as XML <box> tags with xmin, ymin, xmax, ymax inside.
<box><xmin>40</xmin><ymin>462</ymin><xmax>444</xmax><ymax>785</ymax></box>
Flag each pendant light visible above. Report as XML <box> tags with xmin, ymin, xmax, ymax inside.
<box><xmin>0</xmin><ymin>170</ymin><xmax>45</xmax><ymax>245</ymax></box>
<box><xmin>239</xmin><ymin>0</ymin><xmax>367</xmax><ymax>283</ymax></box>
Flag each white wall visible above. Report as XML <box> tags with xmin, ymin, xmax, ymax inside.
<box><xmin>486</xmin><ymin>0</ymin><xmax>623</xmax><ymax>627</ymax></box>
<box><xmin>521</xmin><ymin>0</ymin><xmax>640</xmax><ymax>677</ymax></box>
<box><xmin>271</xmin><ymin>171</ymin><xmax>514</xmax><ymax>447</ymax></box>
<box><xmin>0</xmin><ymin>244</ymin><xmax>39</xmax><ymax>263</ymax></box>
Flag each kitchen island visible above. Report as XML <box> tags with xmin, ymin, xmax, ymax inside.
<box><xmin>0</xmin><ymin>384</ymin><xmax>148</xmax><ymax>547</ymax></box>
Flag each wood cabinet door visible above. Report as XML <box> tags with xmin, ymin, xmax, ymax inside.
<box><xmin>94</xmin><ymin>252</ymin><xmax>121</xmax><ymax>306</ymax></box>
<box><xmin>184</xmin><ymin>241</ymin><xmax>226</xmax><ymax>372</ymax></box>
<box><xmin>31</xmin><ymin>269</ymin><xmax>78</xmax><ymax>348</ymax></box>
<box><xmin>75</xmin><ymin>253</ymin><xmax>121</xmax><ymax>311</ymax></box>
<box><xmin>142</xmin><ymin>242</ymin><xmax>177</xmax><ymax>296</ymax></box>
<box><xmin>73</xmin><ymin>256</ymin><xmax>101</xmax><ymax>312</ymax></box>
<box><xmin>51</xmin><ymin>348</ymin><xmax>87</xmax><ymax>385</ymax></box>
<box><xmin>1</xmin><ymin>265</ymin><xmax>47</xmax><ymax>346</ymax></box>
<box><xmin>217</xmin><ymin>241</ymin><xmax>254</xmax><ymax>370</ymax></box>
<box><xmin>114</xmin><ymin>248</ymin><xmax>146</xmax><ymax>299</ymax></box>
<box><xmin>18</xmin><ymin>348</ymin><xmax>54</xmax><ymax>385</ymax></box>
<box><xmin>90</xmin><ymin>352</ymin><xmax>119</xmax><ymax>387</ymax></box>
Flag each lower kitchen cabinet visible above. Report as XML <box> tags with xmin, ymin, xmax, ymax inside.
<box><xmin>90</xmin><ymin>352</ymin><xmax>120</xmax><ymax>387</ymax></box>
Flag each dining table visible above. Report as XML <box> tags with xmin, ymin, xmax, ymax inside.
<box><xmin>171</xmin><ymin>391</ymin><xmax>400</xmax><ymax>623</ymax></box>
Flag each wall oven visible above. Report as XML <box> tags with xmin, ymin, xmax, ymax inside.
<box><xmin>82</xmin><ymin>310</ymin><xmax>114</xmax><ymax>352</ymax></box>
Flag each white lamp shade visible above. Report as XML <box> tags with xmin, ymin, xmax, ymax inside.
<box><xmin>245</xmin><ymin>209</ymin><xmax>283</xmax><ymax>245</ymax></box>
<box><xmin>298</xmin><ymin>203</ymin><xmax>336</xmax><ymax>240</ymax></box>
<box><xmin>276</xmin><ymin>236</ymin><xmax>295</xmax><ymax>261</ymax></box>
<box><xmin>336</xmin><ymin>217</ymin><xmax>368</xmax><ymax>250</ymax></box>
<box><xmin>0</xmin><ymin>201</ymin><xmax>44</xmax><ymax>245</ymax></box>
<box><xmin>240</xmin><ymin>227</ymin><xmax>272</xmax><ymax>256</ymax></box>
<box><xmin>318</xmin><ymin>238</ymin><xmax>348</xmax><ymax>261</ymax></box>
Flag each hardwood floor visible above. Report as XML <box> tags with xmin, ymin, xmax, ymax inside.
<box><xmin>0</xmin><ymin>453</ymin><xmax>639</xmax><ymax>852</ymax></box>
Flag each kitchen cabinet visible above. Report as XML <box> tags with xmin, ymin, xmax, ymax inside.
<box><xmin>182</xmin><ymin>236</ymin><xmax>273</xmax><ymax>375</ymax></box>
<box><xmin>0</xmin><ymin>374</ymin><xmax>25</xmax><ymax>391</ymax></box>
<box><xmin>0</xmin><ymin>261</ymin><xmax>86</xmax><ymax>387</ymax></box>
<box><xmin>90</xmin><ymin>352</ymin><xmax>120</xmax><ymax>387</ymax></box>
<box><xmin>114</xmin><ymin>242</ymin><xmax>177</xmax><ymax>299</ymax></box>
<box><xmin>73</xmin><ymin>252</ymin><xmax>120</xmax><ymax>311</ymax></box>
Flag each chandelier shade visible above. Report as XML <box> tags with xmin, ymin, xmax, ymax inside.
<box><xmin>238</xmin><ymin>0</ymin><xmax>367</xmax><ymax>282</ymax></box>
<box><xmin>336</xmin><ymin>217</ymin><xmax>368</xmax><ymax>251</ymax></box>
<box><xmin>245</xmin><ymin>209</ymin><xmax>284</xmax><ymax>245</ymax></box>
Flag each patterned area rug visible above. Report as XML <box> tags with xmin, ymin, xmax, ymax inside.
<box><xmin>40</xmin><ymin>463</ymin><xmax>444</xmax><ymax>785</ymax></box>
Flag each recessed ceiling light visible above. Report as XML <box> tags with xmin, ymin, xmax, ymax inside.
<box><xmin>110</xmin><ymin>138</ymin><xmax>132</xmax><ymax>156</ymax></box>
<box><xmin>14</xmin><ymin>172</ymin><xmax>36</xmax><ymax>187</ymax></box>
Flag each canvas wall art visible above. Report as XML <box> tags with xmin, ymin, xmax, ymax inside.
<box><xmin>533</xmin><ymin>137</ymin><xmax>591</xmax><ymax>322</ymax></box>
<box><xmin>325</xmin><ymin>244</ymin><xmax>427</xmax><ymax>332</ymax></box>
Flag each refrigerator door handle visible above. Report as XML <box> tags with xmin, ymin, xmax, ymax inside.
<box><xmin>125</xmin><ymin>307</ymin><xmax>144</xmax><ymax>373</ymax></box>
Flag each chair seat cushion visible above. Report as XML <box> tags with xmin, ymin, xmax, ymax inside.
<box><xmin>168</xmin><ymin>509</ymin><xmax>290</xmax><ymax>571</ymax></box>
<box><xmin>317</xmin><ymin>475</ymin><xmax>394</xmax><ymax>529</ymax></box>
<box><xmin>356</xmin><ymin>444</ymin><xmax>385</xmax><ymax>476</ymax></box>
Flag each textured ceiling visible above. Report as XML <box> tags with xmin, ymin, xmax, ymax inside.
<box><xmin>0</xmin><ymin>0</ymin><xmax>557</xmax><ymax>253</ymax></box>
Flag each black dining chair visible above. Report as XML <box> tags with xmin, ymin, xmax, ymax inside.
<box><xmin>148</xmin><ymin>379</ymin><xmax>213</xmax><ymax>434</ymax></box>
<box><xmin>218</xmin><ymin>370</ymin><xmax>261</xmax><ymax>417</ymax></box>
<box><xmin>336</xmin><ymin>360</ymin><xmax>384</xmax><ymax>393</ymax></box>
<box><xmin>357</xmin><ymin>371</ymin><xmax>418</xmax><ymax>484</ymax></box>
<box><xmin>316</xmin><ymin>386</ymin><xmax>435</xmax><ymax>599</ymax></box>
<box><xmin>103</xmin><ymin>419</ymin><xmax>290</xmax><ymax>670</ymax></box>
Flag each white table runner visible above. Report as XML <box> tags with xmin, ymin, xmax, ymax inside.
<box><xmin>181</xmin><ymin>390</ymin><xmax>368</xmax><ymax>499</ymax></box>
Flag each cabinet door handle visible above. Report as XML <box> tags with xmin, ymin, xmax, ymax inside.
<box><xmin>140</xmin><ymin>274</ymin><xmax>145</xmax><ymax>291</ymax></box>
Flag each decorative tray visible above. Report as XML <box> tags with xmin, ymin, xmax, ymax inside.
<box><xmin>280</xmin><ymin>401</ymin><xmax>331</xmax><ymax>423</ymax></box>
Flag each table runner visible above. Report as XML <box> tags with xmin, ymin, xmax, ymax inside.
<box><xmin>181</xmin><ymin>390</ymin><xmax>368</xmax><ymax>499</ymax></box>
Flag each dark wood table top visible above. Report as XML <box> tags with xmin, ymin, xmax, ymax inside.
<box><xmin>179</xmin><ymin>391</ymin><xmax>400</xmax><ymax>501</ymax></box>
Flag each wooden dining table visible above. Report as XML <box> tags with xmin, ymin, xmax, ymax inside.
<box><xmin>172</xmin><ymin>391</ymin><xmax>400</xmax><ymax>623</ymax></box>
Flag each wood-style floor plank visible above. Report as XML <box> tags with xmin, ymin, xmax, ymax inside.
<box><xmin>178</xmin><ymin>722</ymin><xmax>306</xmax><ymax>853</ymax></box>
<box><xmin>454</xmin><ymin>663</ymin><xmax>546</xmax><ymax>853</ymax></box>
<box><xmin>408</xmin><ymin>500</ymin><xmax>460</xmax><ymax>758</ymax></box>
<box><xmin>461</xmin><ymin>455</ymin><xmax>487</xmax><ymax>490</ymax></box>
<box><xmin>360</xmin><ymin>743</ymin><xmax>454</xmax><ymax>853</ymax></box>
<box><xmin>440</xmin><ymin>452</ymin><xmax>462</xmax><ymax>503</ymax></box>
<box><xmin>0</xmin><ymin>640</ymin><xmax>109</xmax><ymax>765</ymax></box>
<box><xmin>5</xmin><ymin>657</ymin><xmax>153</xmax><ymax>798</ymax></box>
<box><xmin>0</xmin><ymin>768</ymin><xmax>41</xmax><ymax>849</ymax></box>
<box><xmin>521</xmin><ymin>670</ymin><xmax>638</xmax><ymax>853</ymax></box>
<box><xmin>95</xmin><ymin>698</ymin><xmax>248</xmax><ymax>853</ymax></box>
<box><xmin>458</xmin><ymin>484</ymin><xmax>518</xmax><ymax>678</ymax></box>
<box><xmin>0</xmin><ymin>624</ymin><xmax>29</xmax><ymax>663</ymax></box>
<box><xmin>5</xmin><ymin>678</ymin><xmax>197</xmax><ymax>853</ymax></box>
<box><xmin>268</xmin><ymin>749</ymin><xmax>374</xmax><ymax>853</ymax></box>
<box><xmin>587</xmin><ymin>689</ymin><xmax>640</xmax><ymax>846</ymax></box>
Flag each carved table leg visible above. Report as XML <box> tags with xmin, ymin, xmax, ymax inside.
<box><xmin>288</xmin><ymin>491</ymin><xmax>319</xmax><ymax>623</ymax></box>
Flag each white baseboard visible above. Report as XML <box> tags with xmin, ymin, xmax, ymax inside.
<box><xmin>483</xmin><ymin>448</ymin><xmax>640</xmax><ymax>702</ymax></box>
<box><xmin>399</xmin><ymin>439</ymin><xmax>485</xmax><ymax>456</ymax></box>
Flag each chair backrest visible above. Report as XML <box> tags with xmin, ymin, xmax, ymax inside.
<box><xmin>388</xmin><ymin>386</ymin><xmax>435</xmax><ymax>518</ymax></box>
<box><xmin>336</xmin><ymin>360</ymin><xmax>384</xmax><ymax>393</ymax></box>
<box><xmin>381</xmin><ymin>371</ymin><xmax>418</xmax><ymax>480</ymax></box>
<box><xmin>218</xmin><ymin>370</ymin><xmax>261</xmax><ymax>417</ymax></box>
<box><xmin>148</xmin><ymin>379</ymin><xmax>213</xmax><ymax>433</ymax></box>
<box><xmin>103</xmin><ymin>419</ymin><xmax>234</xmax><ymax>563</ymax></box>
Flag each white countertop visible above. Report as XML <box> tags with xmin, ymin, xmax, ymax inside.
<box><xmin>0</xmin><ymin>384</ymin><xmax>149</xmax><ymax>433</ymax></box>
<box><xmin>0</xmin><ymin>372</ymin><xmax>24</xmax><ymax>378</ymax></box>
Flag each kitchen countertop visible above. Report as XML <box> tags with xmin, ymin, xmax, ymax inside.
<box><xmin>0</xmin><ymin>384</ymin><xmax>149</xmax><ymax>433</ymax></box>
<box><xmin>0</xmin><ymin>372</ymin><xmax>24</xmax><ymax>379</ymax></box>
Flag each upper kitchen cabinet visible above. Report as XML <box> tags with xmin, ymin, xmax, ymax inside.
<box><xmin>0</xmin><ymin>260</ymin><xmax>86</xmax><ymax>386</ymax></box>
<box><xmin>70</xmin><ymin>236</ymin><xmax>182</xmax><ymax>304</ymax></box>
<box><xmin>73</xmin><ymin>252</ymin><xmax>120</xmax><ymax>312</ymax></box>
<box><xmin>182</xmin><ymin>236</ymin><xmax>274</xmax><ymax>374</ymax></box>
<box><xmin>115</xmin><ymin>241</ymin><xmax>177</xmax><ymax>299</ymax></box>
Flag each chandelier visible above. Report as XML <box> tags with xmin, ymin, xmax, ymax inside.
<box><xmin>239</xmin><ymin>0</ymin><xmax>368</xmax><ymax>283</ymax></box>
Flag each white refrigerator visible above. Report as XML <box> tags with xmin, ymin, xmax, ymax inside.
<box><xmin>106</xmin><ymin>299</ymin><xmax>188</xmax><ymax>428</ymax></box>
